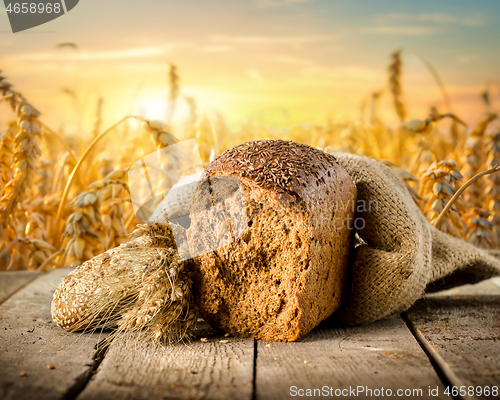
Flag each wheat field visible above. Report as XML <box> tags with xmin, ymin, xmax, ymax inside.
<box><xmin>0</xmin><ymin>50</ymin><xmax>499</xmax><ymax>271</ymax></box>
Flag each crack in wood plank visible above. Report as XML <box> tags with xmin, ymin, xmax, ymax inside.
<box><xmin>402</xmin><ymin>313</ymin><xmax>479</xmax><ymax>400</ymax></box>
<box><xmin>338</xmin><ymin>334</ymin><xmax>348</xmax><ymax>351</ymax></box>
<box><xmin>404</xmin><ymin>289</ymin><xmax>500</xmax><ymax>400</ymax></box>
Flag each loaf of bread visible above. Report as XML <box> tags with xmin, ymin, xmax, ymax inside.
<box><xmin>187</xmin><ymin>140</ymin><xmax>357</xmax><ymax>341</ymax></box>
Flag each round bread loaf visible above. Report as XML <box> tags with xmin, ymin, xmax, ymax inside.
<box><xmin>188</xmin><ymin>140</ymin><xmax>357</xmax><ymax>341</ymax></box>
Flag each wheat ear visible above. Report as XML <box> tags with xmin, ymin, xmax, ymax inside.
<box><xmin>388</xmin><ymin>50</ymin><xmax>406</xmax><ymax>123</ymax></box>
<box><xmin>53</xmin><ymin>116</ymin><xmax>142</xmax><ymax>248</ymax></box>
<box><xmin>433</xmin><ymin>165</ymin><xmax>500</xmax><ymax>228</ymax></box>
<box><xmin>0</xmin><ymin>76</ymin><xmax>43</xmax><ymax>231</ymax></box>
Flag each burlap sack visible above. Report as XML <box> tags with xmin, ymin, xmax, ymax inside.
<box><xmin>332</xmin><ymin>152</ymin><xmax>500</xmax><ymax>325</ymax></box>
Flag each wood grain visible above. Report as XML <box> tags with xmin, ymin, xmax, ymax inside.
<box><xmin>78</xmin><ymin>328</ymin><xmax>254</xmax><ymax>400</ymax></box>
<box><xmin>405</xmin><ymin>296</ymin><xmax>500</xmax><ymax>399</ymax></box>
<box><xmin>0</xmin><ymin>270</ymin><xmax>39</xmax><ymax>305</ymax></box>
<box><xmin>255</xmin><ymin>316</ymin><xmax>447</xmax><ymax>400</ymax></box>
<box><xmin>0</xmin><ymin>268</ymin><xmax>107</xmax><ymax>400</ymax></box>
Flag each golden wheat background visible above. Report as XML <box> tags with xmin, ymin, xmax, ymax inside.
<box><xmin>0</xmin><ymin>50</ymin><xmax>499</xmax><ymax>271</ymax></box>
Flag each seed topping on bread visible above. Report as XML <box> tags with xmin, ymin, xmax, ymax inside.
<box><xmin>204</xmin><ymin>140</ymin><xmax>338</xmax><ymax>199</ymax></box>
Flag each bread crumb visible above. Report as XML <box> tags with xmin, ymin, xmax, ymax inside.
<box><xmin>329</xmin><ymin>355</ymin><xmax>333</xmax><ymax>358</ymax></box>
<box><xmin>265</xmin><ymin>344</ymin><xmax>272</xmax><ymax>348</ymax></box>
<box><xmin>304</xmin><ymin>360</ymin><xmax>308</xmax><ymax>364</ymax></box>
<box><xmin>220</xmin><ymin>340</ymin><xmax>229</xmax><ymax>344</ymax></box>
<box><xmin>18</xmin><ymin>371</ymin><xmax>27</xmax><ymax>377</ymax></box>
<box><xmin>47</xmin><ymin>365</ymin><xmax>55</xmax><ymax>370</ymax></box>
<box><xmin>200</xmin><ymin>338</ymin><xmax>208</xmax><ymax>343</ymax></box>
<box><xmin>224</xmin><ymin>333</ymin><xmax>230</xmax><ymax>337</ymax></box>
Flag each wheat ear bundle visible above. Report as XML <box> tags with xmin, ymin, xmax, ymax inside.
<box><xmin>52</xmin><ymin>223</ymin><xmax>198</xmax><ymax>343</ymax></box>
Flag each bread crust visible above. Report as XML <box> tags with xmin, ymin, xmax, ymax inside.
<box><xmin>189</xmin><ymin>140</ymin><xmax>356</xmax><ymax>341</ymax></box>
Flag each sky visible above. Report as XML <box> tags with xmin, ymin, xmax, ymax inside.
<box><xmin>1</xmin><ymin>0</ymin><xmax>499</xmax><ymax>133</ymax></box>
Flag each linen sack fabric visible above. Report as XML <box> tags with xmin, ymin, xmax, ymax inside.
<box><xmin>332</xmin><ymin>152</ymin><xmax>500</xmax><ymax>325</ymax></box>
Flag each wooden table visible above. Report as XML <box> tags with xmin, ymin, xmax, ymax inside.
<box><xmin>1</xmin><ymin>269</ymin><xmax>499</xmax><ymax>400</ymax></box>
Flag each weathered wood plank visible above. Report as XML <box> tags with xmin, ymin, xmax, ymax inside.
<box><xmin>255</xmin><ymin>316</ymin><xmax>447</xmax><ymax>400</ymax></box>
<box><xmin>78</xmin><ymin>327</ymin><xmax>254</xmax><ymax>400</ymax></box>
<box><xmin>405</xmin><ymin>296</ymin><xmax>500</xmax><ymax>399</ymax></box>
<box><xmin>0</xmin><ymin>270</ymin><xmax>40</xmax><ymax>305</ymax></box>
<box><xmin>0</xmin><ymin>268</ymin><xmax>107</xmax><ymax>400</ymax></box>
<box><xmin>427</xmin><ymin>277</ymin><xmax>500</xmax><ymax>297</ymax></box>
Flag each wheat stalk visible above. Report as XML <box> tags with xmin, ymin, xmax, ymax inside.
<box><xmin>167</xmin><ymin>63</ymin><xmax>180</xmax><ymax>124</ymax></box>
<box><xmin>0</xmin><ymin>75</ymin><xmax>43</xmax><ymax>232</ymax></box>
<box><xmin>388</xmin><ymin>50</ymin><xmax>406</xmax><ymax>123</ymax></box>
<box><xmin>91</xmin><ymin>97</ymin><xmax>103</xmax><ymax>139</ymax></box>
<box><xmin>413</xmin><ymin>55</ymin><xmax>453</xmax><ymax>113</ymax></box>
<box><xmin>94</xmin><ymin>170</ymin><xmax>130</xmax><ymax>250</ymax></box>
<box><xmin>63</xmin><ymin>190</ymin><xmax>102</xmax><ymax>266</ymax></box>
<box><xmin>482</xmin><ymin>131</ymin><xmax>500</xmax><ymax>246</ymax></box>
<box><xmin>421</xmin><ymin>160</ymin><xmax>466</xmax><ymax>237</ymax></box>
<box><xmin>0</xmin><ymin>123</ymin><xmax>15</xmax><ymax>190</ymax></box>
<box><xmin>404</xmin><ymin>113</ymin><xmax>467</xmax><ymax>135</ymax></box>
<box><xmin>40</xmin><ymin>123</ymin><xmax>88</xmax><ymax>188</ymax></box>
<box><xmin>53</xmin><ymin>116</ymin><xmax>143</xmax><ymax>247</ymax></box>
<box><xmin>183</xmin><ymin>95</ymin><xmax>197</xmax><ymax>137</ymax></box>
<box><xmin>195</xmin><ymin>113</ymin><xmax>219</xmax><ymax>165</ymax></box>
<box><xmin>462</xmin><ymin>113</ymin><xmax>498</xmax><ymax>206</ymax></box>
<box><xmin>142</xmin><ymin>119</ymin><xmax>178</xmax><ymax>150</ymax></box>
<box><xmin>0</xmin><ymin>236</ymin><xmax>54</xmax><ymax>270</ymax></box>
